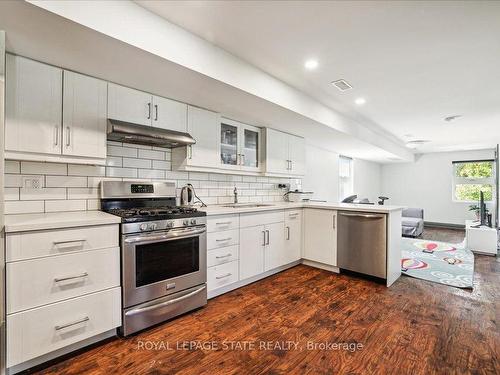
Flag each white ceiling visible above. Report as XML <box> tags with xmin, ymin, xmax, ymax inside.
<box><xmin>136</xmin><ymin>0</ymin><xmax>500</xmax><ymax>153</ymax></box>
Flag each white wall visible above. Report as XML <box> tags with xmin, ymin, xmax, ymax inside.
<box><xmin>353</xmin><ymin>159</ymin><xmax>382</xmax><ymax>203</ymax></box>
<box><xmin>302</xmin><ymin>144</ymin><xmax>382</xmax><ymax>203</ymax></box>
<box><xmin>381</xmin><ymin>149</ymin><xmax>496</xmax><ymax>225</ymax></box>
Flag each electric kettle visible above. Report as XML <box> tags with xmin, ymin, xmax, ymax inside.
<box><xmin>180</xmin><ymin>184</ymin><xmax>196</xmax><ymax>206</ymax></box>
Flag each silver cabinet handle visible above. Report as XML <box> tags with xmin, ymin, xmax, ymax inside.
<box><xmin>333</xmin><ymin>214</ymin><xmax>336</xmax><ymax>229</ymax></box>
<box><xmin>265</xmin><ymin>230</ymin><xmax>270</xmax><ymax>245</ymax></box>
<box><xmin>216</xmin><ymin>221</ymin><xmax>232</xmax><ymax>225</ymax></box>
<box><xmin>66</xmin><ymin>126</ymin><xmax>71</xmax><ymax>147</ymax></box>
<box><xmin>286</xmin><ymin>226</ymin><xmax>290</xmax><ymax>240</ymax></box>
<box><xmin>216</xmin><ymin>273</ymin><xmax>232</xmax><ymax>280</ymax></box>
<box><xmin>54</xmin><ymin>272</ymin><xmax>88</xmax><ymax>283</ymax></box>
<box><xmin>53</xmin><ymin>239</ymin><xmax>86</xmax><ymax>245</ymax></box>
<box><xmin>216</xmin><ymin>253</ymin><xmax>232</xmax><ymax>259</ymax></box>
<box><xmin>339</xmin><ymin>212</ymin><xmax>385</xmax><ymax>219</ymax></box>
<box><xmin>241</xmin><ymin>154</ymin><xmax>246</xmax><ymax>166</ymax></box>
<box><xmin>289</xmin><ymin>213</ymin><xmax>299</xmax><ymax>217</ymax></box>
<box><xmin>147</xmin><ymin>102</ymin><xmax>151</xmax><ymax>119</ymax></box>
<box><xmin>154</xmin><ymin>104</ymin><xmax>158</xmax><ymax>121</ymax></box>
<box><xmin>216</xmin><ymin>237</ymin><xmax>232</xmax><ymax>242</ymax></box>
<box><xmin>54</xmin><ymin>126</ymin><xmax>59</xmax><ymax>146</ymax></box>
<box><xmin>262</xmin><ymin>230</ymin><xmax>266</xmax><ymax>246</ymax></box>
<box><xmin>188</xmin><ymin>145</ymin><xmax>193</xmax><ymax>159</ymax></box>
<box><xmin>55</xmin><ymin>316</ymin><xmax>89</xmax><ymax>331</ymax></box>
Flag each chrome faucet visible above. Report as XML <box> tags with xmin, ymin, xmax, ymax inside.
<box><xmin>233</xmin><ymin>187</ymin><xmax>238</xmax><ymax>204</ymax></box>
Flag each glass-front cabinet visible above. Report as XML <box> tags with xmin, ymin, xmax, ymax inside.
<box><xmin>220</xmin><ymin>118</ymin><xmax>261</xmax><ymax>172</ymax></box>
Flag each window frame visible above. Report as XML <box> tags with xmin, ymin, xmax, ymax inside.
<box><xmin>451</xmin><ymin>159</ymin><xmax>496</xmax><ymax>203</ymax></box>
<box><xmin>338</xmin><ymin>155</ymin><xmax>354</xmax><ymax>201</ymax></box>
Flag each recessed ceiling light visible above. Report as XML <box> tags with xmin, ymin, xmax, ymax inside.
<box><xmin>406</xmin><ymin>140</ymin><xmax>430</xmax><ymax>149</ymax></box>
<box><xmin>444</xmin><ymin>115</ymin><xmax>462</xmax><ymax>122</ymax></box>
<box><xmin>354</xmin><ymin>97</ymin><xmax>366</xmax><ymax>105</ymax></box>
<box><xmin>304</xmin><ymin>59</ymin><xmax>318</xmax><ymax>70</ymax></box>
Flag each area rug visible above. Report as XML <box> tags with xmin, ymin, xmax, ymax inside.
<box><xmin>401</xmin><ymin>238</ymin><xmax>474</xmax><ymax>289</ymax></box>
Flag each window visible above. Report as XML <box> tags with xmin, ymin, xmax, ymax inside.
<box><xmin>339</xmin><ymin>156</ymin><xmax>353</xmax><ymax>201</ymax></box>
<box><xmin>452</xmin><ymin>160</ymin><xmax>495</xmax><ymax>202</ymax></box>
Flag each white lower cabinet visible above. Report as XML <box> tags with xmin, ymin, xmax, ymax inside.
<box><xmin>239</xmin><ymin>225</ymin><xmax>266</xmax><ymax>280</ymax></box>
<box><xmin>207</xmin><ymin>261</ymin><xmax>239</xmax><ymax>291</ymax></box>
<box><xmin>285</xmin><ymin>210</ymin><xmax>303</xmax><ymax>264</ymax></box>
<box><xmin>7</xmin><ymin>247</ymin><xmax>120</xmax><ymax>314</ymax></box>
<box><xmin>207</xmin><ymin>245</ymin><xmax>239</xmax><ymax>267</ymax></box>
<box><xmin>5</xmin><ymin>223</ymin><xmax>121</xmax><ymax>369</ymax></box>
<box><xmin>303</xmin><ymin>208</ymin><xmax>337</xmax><ymax>266</ymax></box>
<box><xmin>7</xmin><ymin>287</ymin><xmax>121</xmax><ymax>368</ymax></box>
<box><xmin>264</xmin><ymin>222</ymin><xmax>286</xmax><ymax>271</ymax></box>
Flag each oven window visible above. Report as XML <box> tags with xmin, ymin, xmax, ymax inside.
<box><xmin>135</xmin><ymin>237</ymin><xmax>199</xmax><ymax>287</ymax></box>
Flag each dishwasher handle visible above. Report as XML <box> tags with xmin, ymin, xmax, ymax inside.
<box><xmin>339</xmin><ymin>212</ymin><xmax>385</xmax><ymax>219</ymax></box>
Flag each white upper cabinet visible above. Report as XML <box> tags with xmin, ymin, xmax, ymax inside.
<box><xmin>63</xmin><ymin>71</ymin><xmax>107</xmax><ymax>158</ymax></box>
<box><xmin>107</xmin><ymin>83</ymin><xmax>152</xmax><ymax>127</ymax></box>
<box><xmin>288</xmin><ymin>134</ymin><xmax>306</xmax><ymax>175</ymax></box>
<box><xmin>6</xmin><ymin>54</ymin><xmax>62</xmax><ymax>155</ymax></box>
<box><xmin>220</xmin><ymin>118</ymin><xmax>261</xmax><ymax>172</ymax></box>
<box><xmin>265</xmin><ymin>128</ymin><xmax>289</xmax><ymax>174</ymax></box>
<box><xmin>187</xmin><ymin>106</ymin><xmax>219</xmax><ymax>168</ymax></box>
<box><xmin>264</xmin><ymin>128</ymin><xmax>305</xmax><ymax>176</ymax></box>
<box><xmin>152</xmin><ymin>96</ymin><xmax>187</xmax><ymax>133</ymax></box>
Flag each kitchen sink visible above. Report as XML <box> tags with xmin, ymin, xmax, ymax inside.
<box><xmin>222</xmin><ymin>203</ymin><xmax>275</xmax><ymax>208</ymax></box>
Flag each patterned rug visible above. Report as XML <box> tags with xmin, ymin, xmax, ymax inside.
<box><xmin>401</xmin><ymin>238</ymin><xmax>474</xmax><ymax>289</ymax></box>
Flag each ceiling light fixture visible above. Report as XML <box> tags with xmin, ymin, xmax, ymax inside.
<box><xmin>304</xmin><ymin>59</ymin><xmax>318</xmax><ymax>70</ymax></box>
<box><xmin>354</xmin><ymin>97</ymin><xmax>366</xmax><ymax>105</ymax></box>
<box><xmin>405</xmin><ymin>140</ymin><xmax>430</xmax><ymax>149</ymax></box>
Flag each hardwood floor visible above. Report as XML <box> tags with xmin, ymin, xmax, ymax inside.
<box><xmin>33</xmin><ymin>256</ymin><xmax>499</xmax><ymax>375</ymax></box>
<box><xmin>421</xmin><ymin>226</ymin><xmax>466</xmax><ymax>244</ymax></box>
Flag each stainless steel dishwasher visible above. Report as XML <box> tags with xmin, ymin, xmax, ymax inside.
<box><xmin>337</xmin><ymin>211</ymin><xmax>387</xmax><ymax>279</ymax></box>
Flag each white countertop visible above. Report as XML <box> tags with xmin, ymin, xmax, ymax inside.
<box><xmin>4</xmin><ymin>210</ymin><xmax>121</xmax><ymax>233</ymax></box>
<box><xmin>200</xmin><ymin>201</ymin><xmax>405</xmax><ymax>216</ymax></box>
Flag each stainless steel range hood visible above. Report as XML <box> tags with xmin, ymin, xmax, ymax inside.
<box><xmin>107</xmin><ymin>119</ymin><xmax>196</xmax><ymax>148</ymax></box>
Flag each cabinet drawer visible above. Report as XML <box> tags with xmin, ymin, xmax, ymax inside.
<box><xmin>285</xmin><ymin>209</ymin><xmax>303</xmax><ymax>224</ymax></box>
<box><xmin>7</xmin><ymin>287</ymin><xmax>121</xmax><ymax>367</ymax></box>
<box><xmin>207</xmin><ymin>261</ymin><xmax>239</xmax><ymax>291</ymax></box>
<box><xmin>207</xmin><ymin>245</ymin><xmax>239</xmax><ymax>267</ymax></box>
<box><xmin>207</xmin><ymin>215</ymin><xmax>239</xmax><ymax>233</ymax></box>
<box><xmin>240</xmin><ymin>210</ymin><xmax>284</xmax><ymax>227</ymax></box>
<box><xmin>7</xmin><ymin>247</ymin><xmax>120</xmax><ymax>314</ymax></box>
<box><xmin>207</xmin><ymin>229</ymin><xmax>239</xmax><ymax>250</ymax></box>
<box><xmin>6</xmin><ymin>224</ymin><xmax>119</xmax><ymax>262</ymax></box>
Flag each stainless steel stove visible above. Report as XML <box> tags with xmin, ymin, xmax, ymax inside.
<box><xmin>101</xmin><ymin>181</ymin><xmax>207</xmax><ymax>336</ymax></box>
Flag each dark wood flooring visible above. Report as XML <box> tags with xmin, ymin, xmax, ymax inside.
<box><xmin>34</xmin><ymin>253</ymin><xmax>499</xmax><ymax>374</ymax></box>
<box><xmin>421</xmin><ymin>226</ymin><xmax>466</xmax><ymax>244</ymax></box>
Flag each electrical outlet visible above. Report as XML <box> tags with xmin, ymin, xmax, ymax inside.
<box><xmin>22</xmin><ymin>176</ymin><xmax>43</xmax><ymax>189</ymax></box>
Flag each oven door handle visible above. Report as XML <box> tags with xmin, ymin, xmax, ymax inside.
<box><xmin>124</xmin><ymin>227</ymin><xmax>206</xmax><ymax>244</ymax></box>
<box><xmin>124</xmin><ymin>285</ymin><xmax>207</xmax><ymax>316</ymax></box>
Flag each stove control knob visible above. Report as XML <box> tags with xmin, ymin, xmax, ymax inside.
<box><xmin>149</xmin><ymin>223</ymin><xmax>158</xmax><ymax>230</ymax></box>
<box><xmin>166</xmin><ymin>221</ymin><xmax>174</xmax><ymax>228</ymax></box>
<box><xmin>190</xmin><ymin>219</ymin><xmax>197</xmax><ymax>225</ymax></box>
<box><xmin>139</xmin><ymin>223</ymin><xmax>148</xmax><ymax>231</ymax></box>
<box><xmin>183</xmin><ymin>219</ymin><xmax>190</xmax><ymax>226</ymax></box>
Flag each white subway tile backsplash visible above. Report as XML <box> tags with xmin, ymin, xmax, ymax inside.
<box><xmin>67</xmin><ymin>188</ymin><xmax>100</xmax><ymax>199</ymax></box>
<box><xmin>138</xmin><ymin>149</ymin><xmax>165</xmax><ymax>160</ymax></box>
<box><xmin>4</xmin><ymin>188</ymin><xmax>19</xmax><ymax>201</ymax></box>
<box><xmin>5</xmin><ymin>161</ymin><xmax>20</xmax><ymax>174</ymax></box>
<box><xmin>152</xmin><ymin>160</ymin><xmax>171</xmax><ymax>170</ymax></box>
<box><xmin>138</xmin><ymin>169</ymin><xmax>165</xmax><ymax>179</ymax></box>
<box><xmin>46</xmin><ymin>176</ymin><xmax>87</xmax><ymax>188</ymax></box>
<box><xmin>106</xmin><ymin>157</ymin><xmax>122</xmax><ymax>167</ymax></box>
<box><xmin>45</xmin><ymin>200</ymin><xmax>86</xmax><ymax>213</ymax></box>
<box><xmin>108</xmin><ymin>145</ymin><xmax>138</xmax><ymax>157</ymax></box>
<box><xmin>5</xmin><ymin>143</ymin><xmax>294</xmax><ymax>214</ymax></box>
<box><xmin>21</xmin><ymin>162</ymin><xmax>67</xmax><ymax>175</ymax></box>
<box><xmin>68</xmin><ymin>164</ymin><xmax>105</xmax><ymax>177</ymax></box>
<box><xmin>123</xmin><ymin>158</ymin><xmax>152</xmax><ymax>169</ymax></box>
<box><xmin>122</xmin><ymin>142</ymin><xmax>152</xmax><ymax>150</ymax></box>
<box><xmin>106</xmin><ymin>167</ymin><xmax>138</xmax><ymax>178</ymax></box>
<box><xmin>5</xmin><ymin>200</ymin><xmax>45</xmax><ymax>214</ymax></box>
<box><xmin>20</xmin><ymin>188</ymin><xmax>66</xmax><ymax>201</ymax></box>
